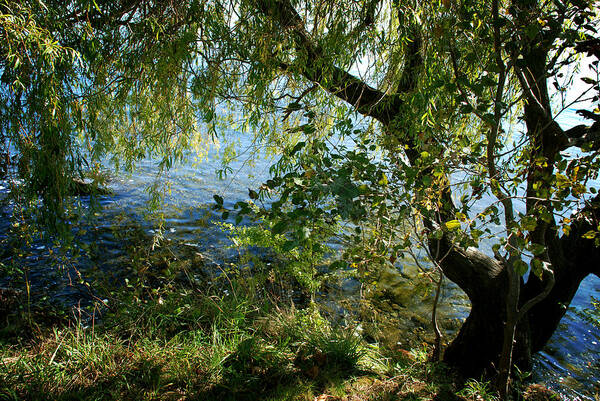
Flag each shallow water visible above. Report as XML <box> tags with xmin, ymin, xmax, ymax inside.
<box><xmin>0</xmin><ymin>134</ymin><xmax>599</xmax><ymax>399</ymax></box>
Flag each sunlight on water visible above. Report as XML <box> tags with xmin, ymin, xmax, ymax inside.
<box><xmin>1</xmin><ymin>129</ymin><xmax>599</xmax><ymax>399</ymax></box>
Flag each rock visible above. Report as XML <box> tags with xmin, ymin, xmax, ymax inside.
<box><xmin>70</xmin><ymin>178</ymin><xmax>112</xmax><ymax>196</ymax></box>
<box><xmin>523</xmin><ymin>383</ymin><xmax>559</xmax><ymax>401</ymax></box>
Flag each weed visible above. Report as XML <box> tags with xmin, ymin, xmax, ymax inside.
<box><xmin>457</xmin><ymin>379</ymin><xmax>500</xmax><ymax>401</ymax></box>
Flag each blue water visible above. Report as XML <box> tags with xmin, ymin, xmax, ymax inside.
<box><xmin>0</xmin><ymin>127</ymin><xmax>599</xmax><ymax>399</ymax></box>
<box><xmin>113</xmin><ymin>144</ymin><xmax>600</xmax><ymax>399</ymax></box>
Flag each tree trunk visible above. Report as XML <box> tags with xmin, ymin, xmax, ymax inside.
<box><xmin>440</xmin><ymin>222</ymin><xmax>599</xmax><ymax>379</ymax></box>
<box><xmin>445</xmin><ymin>299</ymin><xmax>511</xmax><ymax>377</ymax></box>
<box><xmin>436</xmin><ymin>242</ymin><xmax>532</xmax><ymax>378</ymax></box>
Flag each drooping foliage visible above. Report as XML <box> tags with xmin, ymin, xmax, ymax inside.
<box><xmin>1</xmin><ymin>0</ymin><xmax>600</xmax><ymax>393</ymax></box>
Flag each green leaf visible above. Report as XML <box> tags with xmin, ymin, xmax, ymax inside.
<box><xmin>539</xmin><ymin>209</ymin><xmax>553</xmax><ymax>223</ymax></box>
<box><xmin>358</xmin><ymin>184</ymin><xmax>369</xmax><ymax>194</ymax></box>
<box><xmin>556</xmin><ymin>173</ymin><xmax>570</xmax><ymax>189</ymax></box>
<box><xmin>432</xmin><ymin>229</ymin><xmax>444</xmax><ymax>240</ymax></box>
<box><xmin>581</xmin><ymin>77</ymin><xmax>597</xmax><ymax>85</ymax></box>
<box><xmin>471</xmin><ymin>229</ymin><xmax>483</xmax><ymax>240</ymax></box>
<box><xmin>290</xmin><ymin>141</ymin><xmax>305</xmax><ymax>155</ymax></box>
<box><xmin>521</xmin><ymin>216</ymin><xmax>537</xmax><ymax>232</ymax></box>
<box><xmin>329</xmin><ymin>260</ymin><xmax>347</xmax><ymax>270</ymax></box>
<box><xmin>531</xmin><ymin>258</ymin><xmax>543</xmax><ymax>278</ymax></box>
<box><xmin>213</xmin><ymin>194</ymin><xmax>224</xmax><ymax>205</ymax></box>
<box><xmin>271</xmin><ymin>220</ymin><xmax>287</xmax><ymax>235</ymax></box>
<box><xmin>282</xmin><ymin>240</ymin><xmax>297</xmax><ymax>252</ymax></box>
<box><xmin>528</xmin><ymin>243</ymin><xmax>546</xmax><ymax>256</ymax></box>
<box><xmin>514</xmin><ymin>260</ymin><xmax>528</xmax><ymax>276</ymax></box>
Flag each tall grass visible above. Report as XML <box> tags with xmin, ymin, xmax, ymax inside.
<box><xmin>0</xmin><ymin>283</ymin><xmax>398</xmax><ymax>401</ymax></box>
<box><xmin>0</xmin><ymin>266</ymin><xmax>508</xmax><ymax>401</ymax></box>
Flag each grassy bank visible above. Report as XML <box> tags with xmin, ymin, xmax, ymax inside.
<box><xmin>0</xmin><ymin>234</ymin><xmax>564</xmax><ymax>401</ymax></box>
<box><xmin>0</xmin><ymin>275</ymin><xmax>491</xmax><ymax>401</ymax></box>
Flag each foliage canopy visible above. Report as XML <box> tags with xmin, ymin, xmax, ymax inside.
<box><xmin>1</xmin><ymin>0</ymin><xmax>600</xmax><ymax>393</ymax></box>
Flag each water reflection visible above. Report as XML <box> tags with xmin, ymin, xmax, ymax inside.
<box><xmin>0</xmin><ymin>143</ymin><xmax>599</xmax><ymax>399</ymax></box>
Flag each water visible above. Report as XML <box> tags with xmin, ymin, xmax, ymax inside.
<box><xmin>0</xmin><ymin>133</ymin><xmax>599</xmax><ymax>399</ymax></box>
<box><xmin>533</xmin><ymin>276</ymin><xmax>600</xmax><ymax>399</ymax></box>
<box><xmin>533</xmin><ymin>105</ymin><xmax>600</xmax><ymax>400</ymax></box>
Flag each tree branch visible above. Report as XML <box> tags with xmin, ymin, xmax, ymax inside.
<box><xmin>564</xmin><ymin>121</ymin><xmax>600</xmax><ymax>151</ymax></box>
<box><xmin>518</xmin><ymin>263</ymin><xmax>554</xmax><ymax>321</ymax></box>
<box><xmin>430</xmin><ymin>234</ymin><xmax>505</xmax><ymax>302</ymax></box>
<box><xmin>397</xmin><ymin>25</ymin><xmax>422</xmax><ymax>93</ymax></box>
<box><xmin>254</xmin><ymin>0</ymin><xmax>403</xmax><ymax>124</ymax></box>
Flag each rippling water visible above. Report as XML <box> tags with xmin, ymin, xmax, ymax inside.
<box><xmin>1</xmin><ymin>129</ymin><xmax>599</xmax><ymax>399</ymax></box>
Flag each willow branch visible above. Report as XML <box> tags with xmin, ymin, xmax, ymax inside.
<box><xmin>254</xmin><ymin>0</ymin><xmax>403</xmax><ymax>124</ymax></box>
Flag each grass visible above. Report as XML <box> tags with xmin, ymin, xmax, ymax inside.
<box><xmin>0</xmin><ymin>235</ymin><xmax>568</xmax><ymax>401</ymax></box>
<box><xmin>0</xmin><ymin>274</ymin><xmax>472</xmax><ymax>401</ymax></box>
<box><xmin>0</xmin><ymin>234</ymin><xmax>549</xmax><ymax>401</ymax></box>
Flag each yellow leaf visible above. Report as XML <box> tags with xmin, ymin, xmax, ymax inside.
<box><xmin>378</xmin><ymin>173</ymin><xmax>388</xmax><ymax>186</ymax></box>
<box><xmin>445</xmin><ymin>220</ymin><xmax>461</xmax><ymax>230</ymax></box>
<box><xmin>455</xmin><ymin>212</ymin><xmax>467</xmax><ymax>221</ymax></box>
<box><xmin>582</xmin><ymin>231</ymin><xmax>597</xmax><ymax>239</ymax></box>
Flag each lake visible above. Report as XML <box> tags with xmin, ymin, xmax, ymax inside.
<box><xmin>0</xmin><ymin>127</ymin><xmax>599</xmax><ymax>400</ymax></box>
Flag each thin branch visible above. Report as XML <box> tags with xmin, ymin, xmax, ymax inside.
<box><xmin>281</xmin><ymin>84</ymin><xmax>317</xmax><ymax>121</ymax></box>
<box><xmin>517</xmin><ymin>263</ymin><xmax>555</xmax><ymax>321</ymax></box>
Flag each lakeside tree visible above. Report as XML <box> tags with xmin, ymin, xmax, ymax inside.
<box><xmin>1</xmin><ymin>0</ymin><xmax>599</xmax><ymax>393</ymax></box>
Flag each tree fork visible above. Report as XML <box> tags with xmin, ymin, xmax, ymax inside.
<box><xmin>253</xmin><ymin>0</ymin><xmax>600</xmax><ymax>384</ymax></box>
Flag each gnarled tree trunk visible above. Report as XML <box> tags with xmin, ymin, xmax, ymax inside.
<box><xmin>438</xmin><ymin>212</ymin><xmax>600</xmax><ymax>378</ymax></box>
<box><xmin>255</xmin><ymin>0</ymin><xmax>600</xmax><ymax>384</ymax></box>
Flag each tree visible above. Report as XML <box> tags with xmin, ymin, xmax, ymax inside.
<box><xmin>1</xmin><ymin>0</ymin><xmax>599</xmax><ymax>392</ymax></box>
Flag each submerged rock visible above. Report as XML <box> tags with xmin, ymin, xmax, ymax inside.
<box><xmin>523</xmin><ymin>383</ymin><xmax>559</xmax><ymax>401</ymax></box>
<box><xmin>70</xmin><ymin>178</ymin><xmax>112</xmax><ymax>196</ymax></box>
